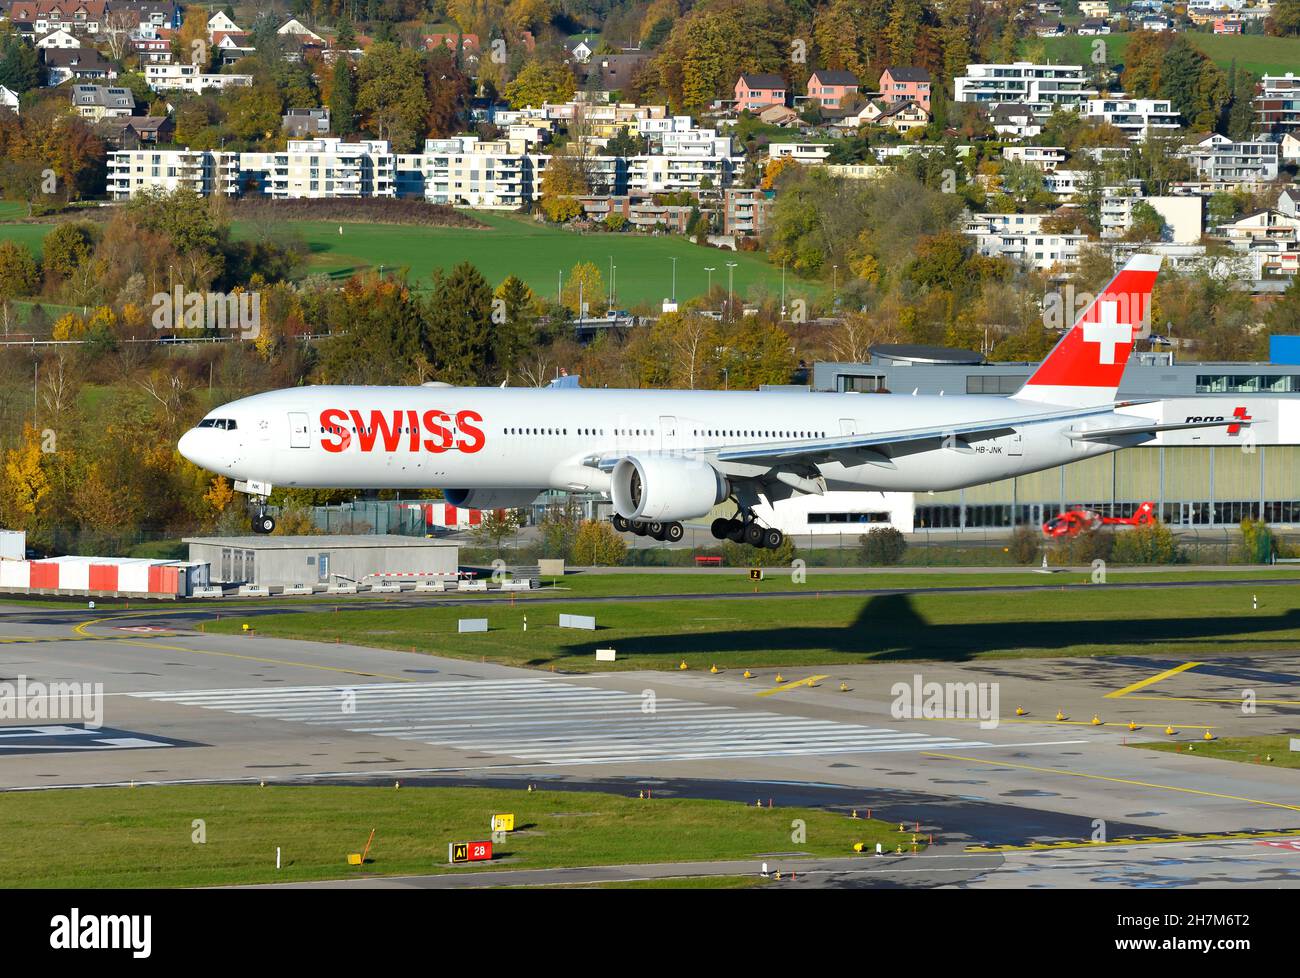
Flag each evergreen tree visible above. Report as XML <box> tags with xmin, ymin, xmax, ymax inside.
<box><xmin>330</xmin><ymin>58</ymin><xmax>356</xmax><ymax>137</ymax></box>
<box><xmin>426</xmin><ymin>262</ymin><xmax>495</xmax><ymax>385</ymax></box>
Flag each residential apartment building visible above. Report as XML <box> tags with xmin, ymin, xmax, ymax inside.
<box><xmin>240</xmin><ymin>138</ymin><xmax>395</xmax><ymax>199</ymax></box>
<box><xmin>768</xmin><ymin>142</ymin><xmax>832</xmax><ymax>164</ymax></box>
<box><xmin>1003</xmin><ymin>145</ymin><xmax>1067</xmax><ymax>170</ymax></box>
<box><xmin>1254</xmin><ymin>73</ymin><xmax>1300</xmax><ymax>136</ymax></box>
<box><xmin>1181</xmin><ymin>132</ymin><xmax>1280</xmax><ymax>188</ymax></box>
<box><xmin>964</xmin><ymin>213</ymin><xmax>1084</xmax><ymax>269</ymax></box>
<box><xmin>721</xmin><ymin>187</ymin><xmax>773</xmax><ymax>236</ymax></box>
<box><xmin>1101</xmin><ymin>192</ymin><xmax>1204</xmax><ymax>244</ymax></box>
<box><xmin>6</xmin><ymin>0</ymin><xmax>105</xmax><ymax>35</ymax></box>
<box><xmin>953</xmin><ymin>62</ymin><xmax>1099</xmax><ymax>115</ymax></box>
<box><xmin>144</xmin><ymin>63</ymin><xmax>252</xmax><ymax>93</ymax></box>
<box><xmin>734</xmin><ymin>73</ymin><xmax>787</xmax><ymax>112</ymax></box>
<box><xmin>404</xmin><ymin>136</ymin><xmax>543</xmax><ymax>209</ymax></box>
<box><xmin>878</xmin><ymin>66</ymin><xmax>932</xmax><ymax>112</ymax></box>
<box><xmin>805</xmin><ymin>69</ymin><xmax>859</xmax><ymax>109</ymax></box>
<box><xmin>107</xmin><ymin>148</ymin><xmax>240</xmax><ymax>198</ymax></box>
<box><xmin>70</xmin><ymin>82</ymin><xmax>134</xmax><ymax>121</ymax></box>
<box><xmin>1082</xmin><ymin>97</ymin><xmax>1181</xmax><ymax>138</ymax></box>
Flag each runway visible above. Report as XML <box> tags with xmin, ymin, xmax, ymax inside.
<box><xmin>3</xmin><ymin>599</ymin><xmax>1300</xmax><ymax>886</ymax></box>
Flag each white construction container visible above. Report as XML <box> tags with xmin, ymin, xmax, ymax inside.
<box><xmin>0</xmin><ymin>529</ymin><xmax>24</xmax><ymax>560</ymax></box>
<box><xmin>50</xmin><ymin>556</ymin><xmax>92</xmax><ymax>592</ymax></box>
<box><xmin>0</xmin><ymin>560</ymin><xmax>30</xmax><ymax>589</ymax></box>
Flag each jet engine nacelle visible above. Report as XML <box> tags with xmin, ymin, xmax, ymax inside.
<box><xmin>443</xmin><ymin>488</ymin><xmax>545</xmax><ymax>510</ymax></box>
<box><xmin>611</xmin><ymin>455</ymin><xmax>728</xmax><ymax>522</ymax></box>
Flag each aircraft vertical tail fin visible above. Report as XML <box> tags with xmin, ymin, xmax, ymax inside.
<box><xmin>1014</xmin><ymin>254</ymin><xmax>1162</xmax><ymax>407</ymax></box>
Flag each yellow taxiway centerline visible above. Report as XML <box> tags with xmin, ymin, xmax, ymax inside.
<box><xmin>923</xmin><ymin>751</ymin><xmax>1300</xmax><ymax>813</ymax></box>
<box><xmin>1105</xmin><ymin>660</ymin><xmax>1202</xmax><ymax>699</ymax></box>
<box><xmin>966</xmin><ymin>827</ymin><xmax>1300</xmax><ymax>852</ymax></box>
<box><xmin>756</xmin><ymin>675</ymin><xmax>830</xmax><ymax>697</ymax></box>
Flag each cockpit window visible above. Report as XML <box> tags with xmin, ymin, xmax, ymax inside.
<box><xmin>197</xmin><ymin>418</ymin><xmax>237</xmax><ymax>430</ymax></box>
<box><xmin>197</xmin><ymin>419</ymin><xmax>216</xmax><ymax>428</ymax></box>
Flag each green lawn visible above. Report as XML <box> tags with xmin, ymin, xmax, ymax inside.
<box><xmin>1133</xmin><ymin>735</ymin><xmax>1300</xmax><ymax>770</ymax></box>
<box><xmin>203</xmin><ymin>580</ymin><xmax>1300</xmax><ymax>670</ymax></box>
<box><xmin>457</xmin><ymin>568</ymin><xmax>1300</xmax><ymax>599</ymax></box>
<box><xmin>0</xmin><ymin>220</ymin><xmax>53</xmax><ymax>257</ymax></box>
<box><xmin>230</xmin><ymin>210</ymin><xmax>807</xmax><ymax>307</ymax></box>
<box><xmin>1038</xmin><ymin>32</ymin><xmax>1300</xmax><ymax>77</ymax></box>
<box><xmin>0</xmin><ymin>784</ymin><xmax>900</xmax><ymax>887</ymax></box>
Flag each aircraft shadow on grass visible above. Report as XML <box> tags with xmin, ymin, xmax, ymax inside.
<box><xmin>550</xmin><ymin>593</ymin><xmax>1300</xmax><ymax>665</ymax></box>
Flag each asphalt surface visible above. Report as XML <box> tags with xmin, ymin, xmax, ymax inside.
<box><xmin>3</xmin><ymin>596</ymin><xmax>1300</xmax><ymax>888</ymax></box>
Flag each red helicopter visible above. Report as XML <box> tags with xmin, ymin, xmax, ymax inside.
<box><xmin>1041</xmin><ymin>501</ymin><xmax>1158</xmax><ymax>539</ymax></box>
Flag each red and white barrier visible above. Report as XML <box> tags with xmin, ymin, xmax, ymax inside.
<box><xmin>401</xmin><ymin>503</ymin><xmax>490</xmax><ymax>529</ymax></box>
<box><xmin>0</xmin><ymin>557</ymin><xmax>209</xmax><ymax>598</ymax></box>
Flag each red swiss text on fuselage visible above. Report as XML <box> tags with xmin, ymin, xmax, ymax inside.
<box><xmin>319</xmin><ymin>408</ymin><xmax>485</xmax><ymax>454</ymax></box>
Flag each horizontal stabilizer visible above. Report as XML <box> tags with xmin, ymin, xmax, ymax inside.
<box><xmin>1066</xmin><ymin>418</ymin><xmax>1252</xmax><ymax>442</ymax></box>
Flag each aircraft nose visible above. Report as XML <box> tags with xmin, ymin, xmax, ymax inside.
<box><xmin>178</xmin><ymin>428</ymin><xmax>211</xmax><ymax>469</ymax></box>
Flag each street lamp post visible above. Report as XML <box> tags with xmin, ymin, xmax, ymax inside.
<box><xmin>780</xmin><ymin>258</ymin><xmax>786</xmax><ymax>320</ymax></box>
<box><xmin>726</xmin><ymin>261</ymin><xmax>737</xmax><ymax>319</ymax></box>
<box><xmin>704</xmin><ymin>266</ymin><xmax>715</xmax><ymax>304</ymax></box>
<box><xmin>670</xmin><ymin>257</ymin><xmax>677</xmax><ymax>304</ymax></box>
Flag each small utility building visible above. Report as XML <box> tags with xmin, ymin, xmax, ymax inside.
<box><xmin>183</xmin><ymin>535</ymin><xmax>459</xmax><ymax>588</ymax></box>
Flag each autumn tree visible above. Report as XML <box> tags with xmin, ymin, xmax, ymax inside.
<box><xmin>561</xmin><ymin>261</ymin><xmax>606</xmax><ymax>318</ymax></box>
<box><xmin>0</xmin><ymin>241</ymin><xmax>39</xmax><ymax>299</ymax></box>
<box><xmin>571</xmin><ymin>519</ymin><xmax>628</xmax><ymax>566</ymax></box>
<box><xmin>504</xmin><ymin>59</ymin><xmax>576</xmax><ymax>108</ymax></box>
<box><xmin>356</xmin><ymin>42</ymin><xmax>430</xmax><ymax>152</ymax></box>
<box><xmin>538</xmin><ymin>154</ymin><xmax>589</xmax><ymax>222</ymax></box>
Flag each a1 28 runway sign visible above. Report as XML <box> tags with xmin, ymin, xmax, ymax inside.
<box><xmin>449</xmin><ymin>840</ymin><xmax>493</xmax><ymax>864</ymax></box>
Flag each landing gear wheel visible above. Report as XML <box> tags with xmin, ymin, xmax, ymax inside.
<box><xmin>648</xmin><ymin>521</ymin><xmax>666</xmax><ymax>540</ymax></box>
<box><xmin>710</xmin><ymin>517</ymin><xmax>731</xmax><ymax>540</ymax></box>
<box><xmin>665</xmin><ymin>522</ymin><xmax>685</xmax><ymax>543</ymax></box>
<box><xmin>744</xmin><ymin>522</ymin><xmax>765</xmax><ymax>547</ymax></box>
<box><xmin>612</xmin><ymin>514</ymin><xmax>630</xmax><ymax>533</ymax></box>
<box><xmin>762</xmin><ymin>528</ymin><xmax>784</xmax><ymax>550</ymax></box>
<box><xmin>725</xmin><ymin>519</ymin><xmax>747</xmax><ymax>543</ymax></box>
<box><xmin>631</xmin><ymin>521</ymin><xmax>649</xmax><ymax>536</ymax></box>
<box><xmin>255</xmin><ymin>513</ymin><xmax>275</xmax><ymax>534</ymax></box>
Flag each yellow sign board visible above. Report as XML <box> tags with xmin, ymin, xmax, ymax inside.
<box><xmin>749</xmin><ymin>568</ymin><xmax>764</xmax><ymax>581</ymax></box>
<box><xmin>491</xmin><ymin>813</ymin><xmax>515</xmax><ymax>832</ymax></box>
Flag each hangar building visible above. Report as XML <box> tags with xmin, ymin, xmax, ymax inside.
<box><xmin>750</xmin><ymin>346</ymin><xmax>1300</xmax><ymax>534</ymax></box>
<box><xmin>184</xmin><ymin>535</ymin><xmax>459</xmax><ymax>588</ymax></box>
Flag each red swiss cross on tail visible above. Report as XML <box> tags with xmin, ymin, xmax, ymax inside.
<box><xmin>1014</xmin><ymin>254</ymin><xmax>1161</xmax><ymax>407</ymax></box>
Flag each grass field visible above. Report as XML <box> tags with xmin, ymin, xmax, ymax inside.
<box><xmin>202</xmin><ymin>578</ymin><xmax>1300</xmax><ymax>670</ymax></box>
<box><xmin>1133</xmin><ymin>735</ymin><xmax>1300</xmax><ymax>770</ymax></box>
<box><xmin>8</xmin><ymin>566</ymin><xmax>1296</xmax><ymax>611</ymax></box>
<box><xmin>229</xmin><ymin>210</ymin><xmax>806</xmax><ymax>307</ymax></box>
<box><xmin>0</xmin><ymin>785</ymin><xmax>899</xmax><ymax>887</ymax></box>
<box><xmin>1038</xmin><ymin>32</ymin><xmax>1300</xmax><ymax>77</ymax></box>
<box><xmin>0</xmin><ymin>219</ymin><xmax>53</xmax><ymax>257</ymax></box>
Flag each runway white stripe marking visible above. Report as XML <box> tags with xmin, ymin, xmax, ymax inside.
<box><xmin>130</xmin><ymin>679</ymin><xmax>994</xmax><ymax>765</ymax></box>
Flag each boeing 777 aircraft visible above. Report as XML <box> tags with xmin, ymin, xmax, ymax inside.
<box><xmin>178</xmin><ymin>254</ymin><xmax>1245</xmax><ymax>547</ymax></box>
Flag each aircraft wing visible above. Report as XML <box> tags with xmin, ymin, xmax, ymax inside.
<box><xmin>712</xmin><ymin>403</ymin><xmax>1125</xmax><ymax>465</ymax></box>
<box><xmin>1065</xmin><ymin>418</ymin><xmax>1252</xmax><ymax>442</ymax></box>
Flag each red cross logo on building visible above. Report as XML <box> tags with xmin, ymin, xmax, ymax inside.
<box><xmin>1227</xmin><ymin>406</ymin><xmax>1251</xmax><ymax>435</ymax></box>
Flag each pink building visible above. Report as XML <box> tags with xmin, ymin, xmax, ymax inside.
<box><xmin>806</xmin><ymin>69</ymin><xmax>859</xmax><ymax>108</ymax></box>
<box><xmin>734</xmin><ymin>72</ymin><xmax>787</xmax><ymax>112</ymax></box>
<box><xmin>878</xmin><ymin>66</ymin><xmax>932</xmax><ymax>112</ymax></box>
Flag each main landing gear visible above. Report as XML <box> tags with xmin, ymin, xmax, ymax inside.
<box><xmin>710</xmin><ymin>515</ymin><xmax>784</xmax><ymax>550</ymax></box>
<box><xmin>612</xmin><ymin>514</ymin><xmax>685</xmax><ymax>542</ymax></box>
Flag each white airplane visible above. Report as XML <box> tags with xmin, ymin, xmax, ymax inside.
<box><xmin>178</xmin><ymin>254</ymin><xmax>1245</xmax><ymax>546</ymax></box>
